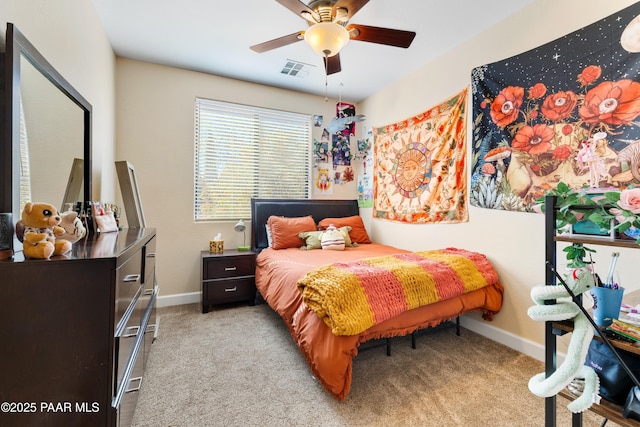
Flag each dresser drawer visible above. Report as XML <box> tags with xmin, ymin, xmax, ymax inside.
<box><xmin>142</xmin><ymin>236</ymin><xmax>156</xmax><ymax>287</ymax></box>
<box><xmin>204</xmin><ymin>277</ymin><xmax>255</xmax><ymax>303</ymax></box>
<box><xmin>114</xmin><ymin>296</ymin><xmax>144</xmax><ymax>394</ymax></box>
<box><xmin>115</xmin><ymin>252</ymin><xmax>143</xmax><ymax>329</ymax></box>
<box><xmin>204</xmin><ymin>255</ymin><xmax>254</xmax><ymax>279</ymax></box>
<box><xmin>114</xmin><ymin>339</ymin><xmax>144</xmax><ymax>427</ymax></box>
<box><xmin>143</xmin><ymin>303</ymin><xmax>157</xmax><ymax>369</ymax></box>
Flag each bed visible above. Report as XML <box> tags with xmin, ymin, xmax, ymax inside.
<box><xmin>251</xmin><ymin>198</ymin><xmax>504</xmax><ymax>401</ymax></box>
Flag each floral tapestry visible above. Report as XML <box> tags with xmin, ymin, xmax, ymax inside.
<box><xmin>471</xmin><ymin>2</ymin><xmax>640</xmax><ymax>212</ymax></box>
<box><xmin>373</xmin><ymin>88</ymin><xmax>468</xmax><ymax>223</ymax></box>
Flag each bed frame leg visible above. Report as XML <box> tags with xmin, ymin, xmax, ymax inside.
<box><xmin>411</xmin><ymin>318</ymin><xmax>460</xmax><ymax>350</ymax></box>
<box><xmin>386</xmin><ymin>338</ymin><xmax>391</xmax><ymax>356</ymax></box>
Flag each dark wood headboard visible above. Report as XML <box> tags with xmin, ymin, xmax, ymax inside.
<box><xmin>250</xmin><ymin>198</ymin><xmax>360</xmax><ymax>252</ymax></box>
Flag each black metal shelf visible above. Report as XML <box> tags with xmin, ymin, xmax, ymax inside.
<box><xmin>544</xmin><ymin>195</ymin><xmax>640</xmax><ymax>427</ymax></box>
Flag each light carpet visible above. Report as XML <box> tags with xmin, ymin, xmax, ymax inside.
<box><xmin>131</xmin><ymin>303</ymin><xmax>619</xmax><ymax>426</ymax></box>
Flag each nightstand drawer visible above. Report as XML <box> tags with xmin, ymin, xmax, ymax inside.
<box><xmin>204</xmin><ymin>277</ymin><xmax>255</xmax><ymax>303</ymax></box>
<box><xmin>204</xmin><ymin>255</ymin><xmax>254</xmax><ymax>279</ymax></box>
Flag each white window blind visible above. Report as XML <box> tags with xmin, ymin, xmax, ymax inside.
<box><xmin>194</xmin><ymin>98</ymin><xmax>311</xmax><ymax>221</ymax></box>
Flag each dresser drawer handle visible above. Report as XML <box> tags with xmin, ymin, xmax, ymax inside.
<box><xmin>143</xmin><ymin>288</ymin><xmax>154</xmax><ymax>296</ymax></box>
<box><xmin>225</xmin><ymin>287</ymin><xmax>237</xmax><ymax>292</ymax></box>
<box><xmin>123</xmin><ymin>274</ymin><xmax>141</xmax><ymax>283</ymax></box>
<box><xmin>147</xmin><ymin>252</ymin><xmax>156</xmax><ymax>258</ymax></box>
<box><xmin>124</xmin><ymin>325</ymin><xmax>140</xmax><ymax>338</ymax></box>
<box><xmin>125</xmin><ymin>376</ymin><xmax>143</xmax><ymax>393</ymax></box>
<box><xmin>224</xmin><ymin>267</ymin><xmax>237</xmax><ymax>271</ymax></box>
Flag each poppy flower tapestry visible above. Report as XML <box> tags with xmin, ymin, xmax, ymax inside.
<box><xmin>471</xmin><ymin>2</ymin><xmax>640</xmax><ymax>212</ymax></box>
<box><xmin>373</xmin><ymin>88</ymin><xmax>468</xmax><ymax>224</ymax></box>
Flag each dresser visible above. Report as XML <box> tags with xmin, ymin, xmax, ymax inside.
<box><xmin>201</xmin><ymin>249</ymin><xmax>256</xmax><ymax>313</ymax></box>
<box><xmin>0</xmin><ymin>228</ymin><xmax>158</xmax><ymax>427</ymax></box>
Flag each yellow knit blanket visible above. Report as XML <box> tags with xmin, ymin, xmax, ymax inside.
<box><xmin>297</xmin><ymin>248</ymin><xmax>498</xmax><ymax>336</ymax></box>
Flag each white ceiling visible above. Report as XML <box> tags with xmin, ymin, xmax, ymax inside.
<box><xmin>91</xmin><ymin>0</ymin><xmax>534</xmax><ymax>102</ymax></box>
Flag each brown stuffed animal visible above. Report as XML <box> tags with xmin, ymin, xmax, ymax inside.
<box><xmin>19</xmin><ymin>202</ymin><xmax>72</xmax><ymax>259</ymax></box>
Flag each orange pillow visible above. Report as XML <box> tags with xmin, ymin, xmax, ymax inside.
<box><xmin>267</xmin><ymin>215</ymin><xmax>317</xmax><ymax>249</ymax></box>
<box><xmin>318</xmin><ymin>216</ymin><xmax>371</xmax><ymax>244</ymax></box>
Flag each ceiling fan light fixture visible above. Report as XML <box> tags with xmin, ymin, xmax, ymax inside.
<box><xmin>304</xmin><ymin>22</ymin><xmax>349</xmax><ymax>57</ymax></box>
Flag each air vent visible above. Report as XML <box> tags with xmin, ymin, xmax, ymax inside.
<box><xmin>280</xmin><ymin>60</ymin><xmax>314</xmax><ymax>78</ymax></box>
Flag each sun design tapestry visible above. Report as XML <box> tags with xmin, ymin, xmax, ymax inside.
<box><xmin>373</xmin><ymin>88</ymin><xmax>468</xmax><ymax>223</ymax></box>
<box><xmin>471</xmin><ymin>2</ymin><xmax>640</xmax><ymax>212</ymax></box>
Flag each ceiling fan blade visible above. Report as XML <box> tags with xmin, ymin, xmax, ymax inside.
<box><xmin>250</xmin><ymin>31</ymin><xmax>304</xmax><ymax>53</ymax></box>
<box><xmin>324</xmin><ymin>54</ymin><xmax>341</xmax><ymax>75</ymax></box>
<box><xmin>275</xmin><ymin>0</ymin><xmax>316</xmax><ymax>20</ymax></box>
<box><xmin>335</xmin><ymin>0</ymin><xmax>369</xmax><ymax>20</ymax></box>
<box><xmin>347</xmin><ymin>24</ymin><xmax>416</xmax><ymax>48</ymax></box>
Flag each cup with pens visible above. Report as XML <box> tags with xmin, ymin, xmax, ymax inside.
<box><xmin>589</xmin><ymin>252</ymin><xmax>625</xmax><ymax>327</ymax></box>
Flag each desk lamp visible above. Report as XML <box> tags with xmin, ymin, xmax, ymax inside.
<box><xmin>234</xmin><ymin>219</ymin><xmax>250</xmax><ymax>251</ymax></box>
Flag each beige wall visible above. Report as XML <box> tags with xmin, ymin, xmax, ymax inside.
<box><xmin>115</xmin><ymin>59</ymin><xmax>356</xmax><ymax>298</ymax></box>
<box><xmin>2</xmin><ymin>0</ymin><xmax>117</xmax><ymax>204</ymax></box>
<box><xmin>360</xmin><ymin>0</ymin><xmax>640</xmax><ymax>357</ymax></box>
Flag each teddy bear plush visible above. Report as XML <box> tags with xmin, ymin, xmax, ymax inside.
<box><xmin>19</xmin><ymin>202</ymin><xmax>72</xmax><ymax>259</ymax></box>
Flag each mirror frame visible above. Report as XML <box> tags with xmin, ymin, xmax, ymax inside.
<box><xmin>1</xmin><ymin>23</ymin><xmax>92</xmax><ymax>245</ymax></box>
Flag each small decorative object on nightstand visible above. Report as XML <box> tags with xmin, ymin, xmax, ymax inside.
<box><xmin>201</xmin><ymin>249</ymin><xmax>256</xmax><ymax>313</ymax></box>
<box><xmin>234</xmin><ymin>219</ymin><xmax>251</xmax><ymax>251</ymax></box>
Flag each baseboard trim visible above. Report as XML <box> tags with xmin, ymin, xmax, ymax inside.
<box><xmin>459</xmin><ymin>316</ymin><xmax>563</xmax><ymax>363</ymax></box>
<box><xmin>157</xmin><ymin>292</ymin><xmax>200</xmax><ymax>308</ymax></box>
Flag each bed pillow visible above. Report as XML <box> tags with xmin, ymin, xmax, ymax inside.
<box><xmin>265</xmin><ymin>224</ymin><xmax>273</xmax><ymax>247</ymax></box>
<box><xmin>299</xmin><ymin>226</ymin><xmax>356</xmax><ymax>250</ymax></box>
<box><xmin>318</xmin><ymin>216</ymin><xmax>371</xmax><ymax>244</ymax></box>
<box><xmin>267</xmin><ymin>215</ymin><xmax>316</xmax><ymax>249</ymax></box>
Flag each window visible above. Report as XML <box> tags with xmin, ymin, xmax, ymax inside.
<box><xmin>194</xmin><ymin>98</ymin><xmax>311</xmax><ymax>221</ymax></box>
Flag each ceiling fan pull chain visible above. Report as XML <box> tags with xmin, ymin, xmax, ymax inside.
<box><xmin>324</xmin><ymin>53</ymin><xmax>329</xmax><ymax>101</ymax></box>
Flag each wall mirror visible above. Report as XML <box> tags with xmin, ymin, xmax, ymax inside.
<box><xmin>1</xmin><ymin>22</ymin><xmax>92</xmax><ymax>251</ymax></box>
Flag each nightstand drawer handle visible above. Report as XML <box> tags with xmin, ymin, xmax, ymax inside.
<box><xmin>225</xmin><ymin>287</ymin><xmax>237</xmax><ymax>292</ymax></box>
<box><xmin>123</xmin><ymin>274</ymin><xmax>141</xmax><ymax>283</ymax></box>
<box><xmin>224</xmin><ymin>267</ymin><xmax>237</xmax><ymax>271</ymax></box>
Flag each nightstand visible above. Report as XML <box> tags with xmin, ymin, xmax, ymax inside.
<box><xmin>201</xmin><ymin>249</ymin><xmax>256</xmax><ymax>313</ymax></box>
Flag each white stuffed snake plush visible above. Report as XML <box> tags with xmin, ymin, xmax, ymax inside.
<box><xmin>527</xmin><ymin>268</ymin><xmax>600</xmax><ymax>413</ymax></box>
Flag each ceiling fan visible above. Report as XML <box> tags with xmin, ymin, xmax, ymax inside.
<box><xmin>250</xmin><ymin>0</ymin><xmax>416</xmax><ymax>75</ymax></box>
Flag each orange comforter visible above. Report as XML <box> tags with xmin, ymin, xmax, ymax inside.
<box><xmin>255</xmin><ymin>244</ymin><xmax>504</xmax><ymax>400</ymax></box>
